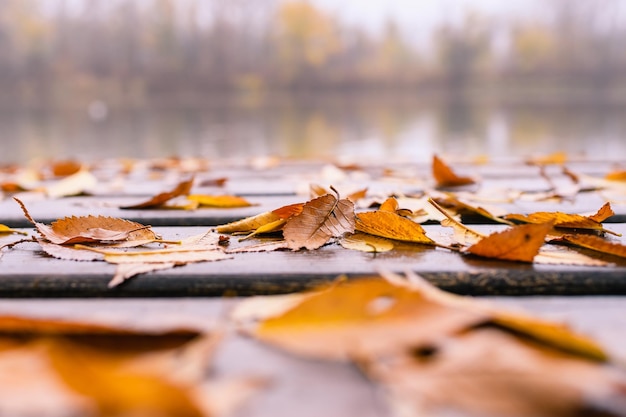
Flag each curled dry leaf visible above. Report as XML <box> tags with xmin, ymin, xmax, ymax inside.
<box><xmin>283</xmin><ymin>192</ymin><xmax>355</xmax><ymax>250</ymax></box>
<box><xmin>120</xmin><ymin>177</ymin><xmax>194</xmax><ymax>209</ymax></box>
<box><xmin>15</xmin><ymin>197</ymin><xmax>158</xmax><ymax>245</ymax></box>
<box><xmin>466</xmin><ymin>222</ymin><xmax>553</xmax><ymax>263</ymax></box>
<box><xmin>432</xmin><ymin>154</ymin><xmax>476</xmax><ymax>188</ymax></box>
<box><xmin>557</xmin><ymin>234</ymin><xmax>626</xmax><ymax>259</ymax></box>
<box><xmin>356</xmin><ymin>211</ymin><xmax>434</xmax><ymax>245</ymax></box>
<box><xmin>505</xmin><ymin>202</ymin><xmax>619</xmax><ymax>236</ymax></box>
<box><xmin>215</xmin><ymin>202</ymin><xmax>304</xmax><ymax>234</ymax></box>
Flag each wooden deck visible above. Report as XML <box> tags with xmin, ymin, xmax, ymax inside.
<box><xmin>0</xmin><ymin>156</ymin><xmax>625</xmax><ymax>416</ymax></box>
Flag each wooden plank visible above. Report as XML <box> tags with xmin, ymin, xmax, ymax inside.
<box><xmin>0</xmin><ymin>295</ymin><xmax>622</xmax><ymax>417</ymax></box>
<box><xmin>1</xmin><ymin>225</ymin><xmax>625</xmax><ymax>297</ymax></box>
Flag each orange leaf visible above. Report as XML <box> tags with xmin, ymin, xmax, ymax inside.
<box><xmin>505</xmin><ymin>203</ymin><xmax>619</xmax><ymax>236</ymax></box>
<box><xmin>356</xmin><ymin>211</ymin><xmax>434</xmax><ymax>244</ymax></box>
<box><xmin>559</xmin><ymin>234</ymin><xmax>626</xmax><ymax>259</ymax></box>
<box><xmin>466</xmin><ymin>223</ymin><xmax>552</xmax><ymax>262</ymax></box>
<box><xmin>120</xmin><ymin>177</ymin><xmax>194</xmax><ymax>209</ymax></box>
<box><xmin>15</xmin><ymin>197</ymin><xmax>157</xmax><ymax>245</ymax></box>
<box><xmin>605</xmin><ymin>170</ymin><xmax>626</xmax><ymax>182</ymax></box>
<box><xmin>379</xmin><ymin>197</ymin><xmax>399</xmax><ymax>212</ymax></box>
<box><xmin>253</xmin><ymin>277</ymin><xmax>488</xmax><ymax>360</ymax></box>
<box><xmin>272</xmin><ymin>202</ymin><xmax>304</xmax><ymax>219</ymax></box>
<box><xmin>50</xmin><ymin>160</ymin><xmax>83</xmax><ymax>177</ymax></box>
<box><xmin>432</xmin><ymin>154</ymin><xmax>476</xmax><ymax>188</ymax></box>
<box><xmin>283</xmin><ymin>192</ymin><xmax>355</xmax><ymax>250</ymax></box>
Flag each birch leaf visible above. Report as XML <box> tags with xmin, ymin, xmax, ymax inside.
<box><xmin>466</xmin><ymin>223</ymin><xmax>552</xmax><ymax>262</ymax></box>
<box><xmin>120</xmin><ymin>177</ymin><xmax>194</xmax><ymax>209</ymax></box>
<box><xmin>283</xmin><ymin>192</ymin><xmax>355</xmax><ymax>250</ymax></box>
<box><xmin>15</xmin><ymin>197</ymin><xmax>158</xmax><ymax>245</ymax></box>
<box><xmin>432</xmin><ymin>154</ymin><xmax>476</xmax><ymax>187</ymax></box>
<box><xmin>356</xmin><ymin>211</ymin><xmax>434</xmax><ymax>245</ymax></box>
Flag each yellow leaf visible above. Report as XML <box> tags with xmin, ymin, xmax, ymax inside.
<box><xmin>466</xmin><ymin>223</ymin><xmax>552</xmax><ymax>262</ymax></box>
<box><xmin>605</xmin><ymin>170</ymin><xmax>626</xmax><ymax>182</ymax></box>
<box><xmin>216</xmin><ymin>211</ymin><xmax>282</xmax><ymax>234</ymax></box>
<box><xmin>187</xmin><ymin>194</ymin><xmax>255</xmax><ymax>208</ymax></box>
<box><xmin>0</xmin><ymin>224</ymin><xmax>28</xmax><ymax>236</ymax></box>
<box><xmin>254</xmin><ymin>277</ymin><xmax>488</xmax><ymax>360</ymax></box>
<box><xmin>356</xmin><ymin>211</ymin><xmax>434</xmax><ymax>244</ymax></box>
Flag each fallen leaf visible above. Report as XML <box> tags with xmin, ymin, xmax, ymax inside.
<box><xmin>226</xmin><ymin>240</ymin><xmax>291</xmax><ymax>253</ymax></box>
<box><xmin>364</xmin><ymin>327</ymin><xmax>625</xmax><ymax>417</ymax></box>
<box><xmin>432</xmin><ymin>154</ymin><xmax>476</xmax><ymax>187</ymax></box>
<box><xmin>557</xmin><ymin>234</ymin><xmax>626</xmax><ymax>259</ymax></box>
<box><xmin>50</xmin><ymin>160</ymin><xmax>83</xmax><ymax>177</ymax></box>
<box><xmin>339</xmin><ymin>232</ymin><xmax>395</xmax><ymax>253</ymax></box>
<box><xmin>120</xmin><ymin>177</ymin><xmax>194</xmax><ymax>209</ymax></box>
<box><xmin>0</xmin><ymin>224</ymin><xmax>28</xmax><ymax>236</ymax></box>
<box><xmin>504</xmin><ymin>203</ymin><xmax>620</xmax><ymax>236</ymax></box>
<box><xmin>187</xmin><ymin>194</ymin><xmax>255</xmax><ymax>208</ymax></box>
<box><xmin>356</xmin><ymin>211</ymin><xmax>434</xmax><ymax>245</ymax></box>
<box><xmin>466</xmin><ymin>223</ymin><xmax>552</xmax><ymax>262</ymax></box>
<box><xmin>605</xmin><ymin>170</ymin><xmax>626</xmax><ymax>182</ymax></box>
<box><xmin>15</xmin><ymin>197</ymin><xmax>158</xmax><ymax>245</ymax></box>
<box><xmin>109</xmin><ymin>262</ymin><xmax>178</xmax><ymax>288</ymax></box>
<box><xmin>215</xmin><ymin>203</ymin><xmax>304</xmax><ymax>234</ymax></box>
<box><xmin>45</xmin><ymin>169</ymin><xmax>98</xmax><ymax>198</ymax></box>
<box><xmin>198</xmin><ymin>177</ymin><xmax>228</xmax><ymax>187</ymax></box>
<box><xmin>251</xmin><ymin>277</ymin><xmax>488</xmax><ymax>360</ymax></box>
<box><xmin>527</xmin><ymin>151</ymin><xmax>568</xmax><ymax>166</ymax></box>
<box><xmin>283</xmin><ymin>191</ymin><xmax>355</xmax><ymax>250</ymax></box>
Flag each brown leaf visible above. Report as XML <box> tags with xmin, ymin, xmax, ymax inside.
<box><xmin>432</xmin><ymin>154</ymin><xmax>476</xmax><ymax>187</ymax></box>
<box><xmin>15</xmin><ymin>197</ymin><xmax>158</xmax><ymax>245</ymax></box>
<box><xmin>466</xmin><ymin>223</ymin><xmax>552</xmax><ymax>262</ymax></box>
<box><xmin>365</xmin><ymin>328</ymin><xmax>625</xmax><ymax>417</ymax></box>
<box><xmin>283</xmin><ymin>192</ymin><xmax>355</xmax><ymax>250</ymax></box>
<box><xmin>120</xmin><ymin>177</ymin><xmax>194</xmax><ymax>209</ymax></box>
<box><xmin>356</xmin><ymin>211</ymin><xmax>434</xmax><ymax>245</ymax></box>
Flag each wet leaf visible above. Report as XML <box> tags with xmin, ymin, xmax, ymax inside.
<box><xmin>356</xmin><ymin>211</ymin><xmax>434</xmax><ymax>245</ymax></box>
<box><xmin>120</xmin><ymin>177</ymin><xmax>194</xmax><ymax>209</ymax></box>
<box><xmin>187</xmin><ymin>194</ymin><xmax>255</xmax><ymax>208</ymax></box>
<box><xmin>283</xmin><ymin>191</ymin><xmax>355</xmax><ymax>250</ymax></box>
<box><xmin>466</xmin><ymin>223</ymin><xmax>552</xmax><ymax>262</ymax></box>
<box><xmin>432</xmin><ymin>154</ymin><xmax>476</xmax><ymax>187</ymax></box>
<box><xmin>15</xmin><ymin>197</ymin><xmax>158</xmax><ymax>245</ymax></box>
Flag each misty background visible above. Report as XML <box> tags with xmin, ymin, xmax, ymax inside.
<box><xmin>1</xmin><ymin>0</ymin><xmax>625</xmax><ymax>165</ymax></box>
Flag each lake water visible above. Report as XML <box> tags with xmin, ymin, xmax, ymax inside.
<box><xmin>2</xmin><ymin>95</ymin><xmax>626</xmax><ymax>166</ymax></box>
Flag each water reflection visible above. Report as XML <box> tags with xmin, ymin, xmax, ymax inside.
<box><xmin>2</xmin><ymin>96</ymin><xmax>625</xmax><ymax>166</ymax></box>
